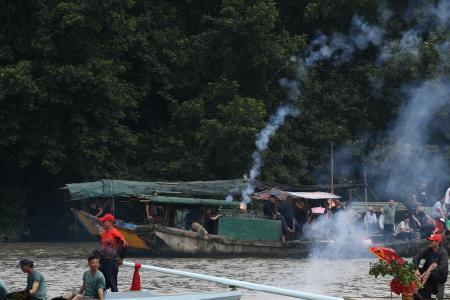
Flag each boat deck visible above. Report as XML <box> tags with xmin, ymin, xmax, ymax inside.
<box><xmin>105</xmin><ymin>291</ymin><xmax>241</xmax><ymax>300</ymax></box>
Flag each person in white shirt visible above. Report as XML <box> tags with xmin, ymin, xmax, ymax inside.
<box><xmin>364</xmin><ymin>207</ymin><xmax>378</xmax><ymax>233</ymax></box>
<box><xmin>445</xmin><ymin>186</ymin><xmax>450</xmax><ymax>208</ymax></box>
<box><xmin>379</xmin><ymin>208</ymin><xmax>385</xmax><ymax>232</ymax></box>
<box><xmin>432</xmin><ymin>198</ymin><xmax>447</xmax><ymax>221</ymax></box>
<box><xmin>395</xmin><ymin>215</ymin><xmax>412</xmax><ymax>240</ymax></box>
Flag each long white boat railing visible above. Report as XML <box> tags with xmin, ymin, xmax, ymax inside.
<box><xmin>123</xmin><ymin>261</ymin><xmax>344</xmax><ymax>300</ymax></box>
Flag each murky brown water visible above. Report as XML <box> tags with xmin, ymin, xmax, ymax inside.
<box><xmin>0</xmin><ymin>242</ymin><xmax>441</xmax><ymax>299</ymax></box>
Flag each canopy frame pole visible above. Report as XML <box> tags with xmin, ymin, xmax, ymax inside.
<box><xmin>123</xmin><ymin>261</ymin><xmax>344</xmax><ymax>300</ymax></box>
<box><xmin>330</xmin><ymin>141</ymin><xmax>334</xmax><ymax>193</ymax></box>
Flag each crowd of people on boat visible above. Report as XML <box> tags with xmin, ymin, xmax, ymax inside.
<box><xmin>258</xmin><ymin>183</ymin><xmax>450</xmax><ymax>243</ymax></box>
<box><xmin>362</xmin><ymin>194</ymin><xmax>450</xmax><ymax>244</ymax></box>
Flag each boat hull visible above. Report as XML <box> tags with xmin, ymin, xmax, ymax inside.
<box><xmin>72</xmin><ymin>210</ymin><xmax>450</xmax><ymax>258</ymax></box>
<box><xmin>71</xmin><ymin>209</ymin><xmax>151</xmax><ymax>253</ymax></box>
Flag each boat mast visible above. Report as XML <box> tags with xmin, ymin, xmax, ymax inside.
<box><xmin>330</xmin><ymin>141</ymin><xmax>334</xmax><ymax>193</ymax></box>
<box><xmin>364</xmin><ymin>171</ymin><xmax>368</xmax><ymax>210</ymax></box>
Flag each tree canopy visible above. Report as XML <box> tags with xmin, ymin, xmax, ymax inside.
<box><xmin>0</xmin><ymin>0</ymin><xmax>448</xmax><ymax>240</ymax></box>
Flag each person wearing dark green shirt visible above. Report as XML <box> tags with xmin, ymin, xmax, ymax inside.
<box><xmin>18</xmin><ymin>258</ymin><xmax>47</xmax><ymax>300</ymax></box>
<box><xmin>383</xmin><ymin>199</ymin><xmax>396</xmax><ymax>244</ymax></box>
<box><xmin>67</xmin><ymin>255</ymin><xmax>105</xmax><ymax>300</ymax></box>
<box><xmin>0</xmin><ymin>280</ymin><xmax>8</xmax><ymax>298</ymax></box>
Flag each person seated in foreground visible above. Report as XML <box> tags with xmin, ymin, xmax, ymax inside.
<box><xmin>18</xmin><ymin>258</ymin><xmax>47</xmax><ymax>300</ymax></box>
<box><xmin>0</xmin><ymin>279</ymin><xmax>8</xmax><ymax>299</ymax></box>
<box><xmin>413</xmin><ymin>234</ymin><xmax>448</xmax><ymax>299</ymax></box>
<box><xmin>395</xmin><ymin>215</ymin><xmax>412</xmax><ymax>240</ymax></box>
<box><xmin>65</xmin><ymin>255</ymin><xmax>105</xmax><ymax>300</ymax></box>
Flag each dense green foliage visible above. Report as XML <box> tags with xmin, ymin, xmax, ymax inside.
<box><xmin>0</xmin><ymin>0</ymin><xmax>448</xmax><ymax>240</ymax></box>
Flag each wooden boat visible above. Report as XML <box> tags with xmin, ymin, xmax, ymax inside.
<box><xmin>73</xmin><ymin>207</ymin><xmax>450</xmax><ymax>258</ymax></box>
<box><xmin>72</xmin><ymin>208</ymin><xmax>369</xmax><ymax>258</ymax></box>
<box><xmin>66</xmin><ymin>180</ymin><xmax>449</xmax><ymax>258</ymax></box>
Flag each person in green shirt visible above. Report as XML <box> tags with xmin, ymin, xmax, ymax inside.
<box><xmin>18</xmin><ymin>258</ymin><xmax>47</xmax><ymax>300</ymax></box>
<box><xmin>0</xmin><ymin>280</ymin><xmax>9</xmax><ymax>298</ymax></box>
<box><xmin>383</xmin><ymin>199</ymin><xmax>396</xmax><ymax>244</ymax></box>
<box><xmin>66</xmin><ymin>255</ymin><xmax>105</xmax><ymax>300</ymax></box>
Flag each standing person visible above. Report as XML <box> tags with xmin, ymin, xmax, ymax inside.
<box><xmin>0</xmin><ymin>280</ymin><xmax>8</xmax><ymax>299</ymax></box>
<box><xmin>280</xmin><ymin>196</ymin><xmax>295</xmax><ymax>238</ymax></box>
<box><xmin>415</xmin><ymin>180</ymin><xmax>430</xmax><ymax>206</ymax></box>
<box><xmin>378</xmin><ymin>208</ymin><xmax>385</xmax><ymax>233</ymax></box>
<box><xmin>445</xmin><ymin>186</ymin><xmax>450</xmax><ymax>209</ymax></box>
<box><xmin>364</xmin><ymin>207</ymin><xmax>378</xmax><ymax>233</ymax></box>
<box><xmin>263</xmin><ymin>193</ymin><xmax>280</xmax><ymax>218</ymax></box>
<box><xmin>65</xmin><ymin>255</ymin><xmax>105</xmax><ymax>300</ymax></box>
<box><xmin>432</xmin><ymin>198</ymin><xmax>446</xmax><ymax>222</ymax></box>
<box><xmin>98</xmin><ymin>213</ymin><xmax>127</xmax><ymax>292</ymax></box>
<box><xmin>383</xmin><ymin>200</ymin><xmax>396</xmax><ymax>244</ymax></box>
<box><xmin>411</xmin><ymin>206</ymin><xmax>426</xmax><ymax>239</ymax></box>
<box><xmin>18</xmin><ymin>258</ymin><xmax>47</xmax><ymax>300</ymax></box>
<box><xmin>263</xmin><ymin>193</ymin><xmax>292</xmax><ymax>238</ymax></box>
<box><xmin>413</xmin><ymin>234</ymin><xmax>448</xmax><ymax>299</ymax></box>
<box><xmin>294</xmin><ymin>199</ymin><xmax>309</xmax><ymax>239</ymax></box>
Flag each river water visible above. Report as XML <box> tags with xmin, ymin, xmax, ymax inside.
<box><xmin>0</xmin><ymin>242</ymin><xmax>441</xmax><ymax>299</ymax></box>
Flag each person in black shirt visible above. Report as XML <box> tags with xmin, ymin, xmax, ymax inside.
<box><xmin>88</xmin><ymin>200</ymin><xmax>103</xmax><ymax>217</ymax></box>
<box><xmin>413</xmin><ymin>234</ymin><xmax>448</xmax><ymax>299</ymax></box>
<box><xmin>293</xmin><ymin>199</ymin><xmax>309</xmax><ymax>239</ymax></box>
<box><xmin>263</xmin><ymin>193</ymin><xmax>292</xmax><ymax>237</ymax></box>
<box><xmin>263</xmin><ymin>194</ymin><xmax>280</xmax><ymax>218</ymax></box>
<box><xmin>280</xmin><ymin>196</ymin><xmax>295</xmax><ymax>238</ymax></box>
<box><xmin>411</xmin><ymin>206</ymin><xmax>425</xmax><ymax>239</ymax></box>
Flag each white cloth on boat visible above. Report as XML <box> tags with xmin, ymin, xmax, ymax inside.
<box><xmin>445</xmin><ymin>187</ymin><xmax>450</xmax><ymax>204</ymax></box>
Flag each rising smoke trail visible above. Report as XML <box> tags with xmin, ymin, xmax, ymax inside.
<box><xmin>241</xmin><ymin>16</ymin><xmax>384</xmax><ymax>203</ymax></box>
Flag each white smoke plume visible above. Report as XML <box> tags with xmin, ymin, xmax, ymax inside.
<box><xmin>367</xmin><ymin>79</ymin><xmax>450</xmax><ymax>199</ymax></box>
<box><xmin>241</xmin><ymin>104</ymin><xmax>299</xmax><ymax>203</ymax></box>
<box><xmin>241</xmin><ymin>16</ymin><xmax>383</xmax><ymax>203</ymax></box>
<box><xmin>303</xmin><ymin>209</ymin><xmax>370</xmax><ymax>259</ymax></box>
<box><xmin>365</xmin><ymin>0</ymin><xmax>450</xmax><ymax>201</ymax></box>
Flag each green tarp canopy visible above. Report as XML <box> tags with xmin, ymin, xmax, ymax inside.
<box><xmin>138</xmin><ymin>196</ymin><xmax>240</xmax><ymax>207</ymax></box>
<box><xmin>65</xmin><ymin>179</ymin><xmax>247</xmax><ymax>201</ymax></box>
<box><xmin>64</xmin><ymin>179</ymin><xmax>363</xmax><ymax>202</ymax></box>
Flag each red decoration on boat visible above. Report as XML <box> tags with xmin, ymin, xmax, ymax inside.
<box><xmin>130</xmin><ymin>262</ymin><xmax>142</xmax><ymax>291</ymax></box>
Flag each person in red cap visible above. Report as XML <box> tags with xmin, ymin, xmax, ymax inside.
<box><xmin>413</xmin><ymin>234</ymin><xmax>448</xmax><ymax>299</ymax></box>
<box><xmin>97</xmin><ymin>213</ymin><xmax>127</xmax><ymax>292</ymax></box>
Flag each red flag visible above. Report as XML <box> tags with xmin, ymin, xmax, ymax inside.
<box><xmin>130</xmin><ymin>262</ymin><xmax>142</xmax><ymax>291</ymax></box>
<box><xmin>368</xmin><ymin>247</ymin><xmax>405</xmax><ymax>264</ymax></box>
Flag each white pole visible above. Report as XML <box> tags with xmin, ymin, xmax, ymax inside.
<box><xmin>123</xmin><ymin>261</ymin><xmax>343</xmax><ymax>300</ymax></box>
